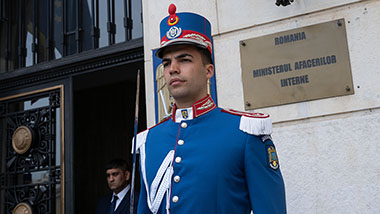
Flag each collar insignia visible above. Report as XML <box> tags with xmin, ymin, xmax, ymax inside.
<box><xmin>181</xmin><ymin>109</ymin><xmax>189</xmax><ymax>119</ymax></box>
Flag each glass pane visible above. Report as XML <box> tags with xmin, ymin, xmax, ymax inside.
<box><xmin>67</xmin><ymin>34</ymin><xmax>77</xmax><ymax>55</ymax></box>
<box><xmin>25</xmin><ymin>32</ymin><xmax>33</xmax><ymax>67</ymax></box>
<box><xmin>99</xmin><ymin>0</ymin><xmax>108</xmax><ymax>48</ymax></box>
<box><xmin>67</xmin><ymin>0</ymin><xmax>77</xmax><ymax>32</ymax></box>
<box><xmin>54</xmin><ymin>0</ymin><xmax>63</xmax><ymax>59</ymax></box>
<box><xmin>24</xmin><ymin>0</ymin><xmax>33</xmax><ymax>66</ymax></box>
<box><xmin>7</xmin><ymin>1</ymin><xmax>19</xmax><ymax>71</ymax></box>
<box><xmin>5</xmin><ymin>171</ymin><xmax>49</xmax><ymax>186</ymax></box>
<box><xmin>132</xmin><ymin>0</ymin><xmax>142</xmax><ymax>39</ymax></box>
<box><xmin>7</xmin><ymin>96</ymin><xmax>50</xmax><ymax>113</ymax></box>
<box><xmin>1</xmin><ymin>21</ymin><xmax>7</xmax><ymax>73</ymax></box>
<box><xmin>67</xmin><ymin>0</ymin><xmax>77</xmax><ymax>55</ymax></box>
<box><xmin>115</xmin><ymin>0</ymin><xmax>125</xmax><ymax>44</ymax></box>
<box><xmin>54</xmin><ymin>47</ymin><xmax>62</xmax><ymax>59</ymax></box>
<box><xmin>82</xmin><ymin>0</ymin><xmax>94</xmax><ymax>51</ymax></box>
<box><xmin>38</xmin><ymin>0</ymin><xmax>48</xmax><ymax>63</ymax></box>
<box><xmin>24</xmin><ymin>97</ymin><xmax>49</xmax><ymax>110</ymax></box>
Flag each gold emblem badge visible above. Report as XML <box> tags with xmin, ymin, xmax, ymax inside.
<box><xmin>12</xmin><ymin>126</ymin><xmax>33</xmax><ymax>154</ymax></box>
<box><xmin>13</xmin><ymin>202</ymin><xmax>33</xmax><ymax>214</ymax></box>
<box><xmin>267</xmin><ymin>145</ymin><xmax>279</xmax><ymax>170</ymax></box>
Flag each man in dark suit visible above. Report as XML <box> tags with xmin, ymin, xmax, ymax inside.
<box><xmin>96</xmin><ymin>159</ymin><xmax>138</xmax><ymax>214</ymax></box>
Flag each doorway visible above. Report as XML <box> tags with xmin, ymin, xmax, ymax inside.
<box><xmin>73</xmin><ymin>62</ymin><xmax>146</xmax><ymax>214</ymax></box>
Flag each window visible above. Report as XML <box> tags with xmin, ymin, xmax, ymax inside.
<box><xmin>0</xmin><ymin>0</ymin><xmax>143</xmax><ymax>72</ymax></box>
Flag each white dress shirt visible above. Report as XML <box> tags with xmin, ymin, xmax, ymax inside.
<box><xmin>111</xmin><ymin>184</ymin><xmax>130</xmax><ymax>211</ymax></box>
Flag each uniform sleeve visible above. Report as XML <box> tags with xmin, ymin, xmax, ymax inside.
<box><xmin>244</xmin><ymin>135</ymin><xmax>287</xmax><ymax>213</ymax></box>
<box><xmin>137</xmin><ymin>166</ymin><xmax>152</xmax><ymax>214</ymax></box>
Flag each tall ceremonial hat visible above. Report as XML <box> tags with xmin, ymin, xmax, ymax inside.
<box><xmin>156</xmin><ymin>4</ymin><xmax>213</xmax><ymax>59</ymax></box>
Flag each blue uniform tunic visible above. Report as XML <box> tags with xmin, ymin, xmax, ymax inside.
<box><xmin>136</xmin><ymin>96</ymin><xmax>286</xmax><ymax>214</ymax></box>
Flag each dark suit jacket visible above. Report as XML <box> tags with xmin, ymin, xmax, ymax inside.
<box><xmin>96</xmin><ymin>190</ymin><xmax>139</xmax><ymax>214</ymax></box>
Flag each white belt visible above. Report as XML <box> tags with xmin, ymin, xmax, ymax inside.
<box><xmin>140</xmin><ymin>139</ymin><xmax>174</xmax><ymax>214</ymax></box>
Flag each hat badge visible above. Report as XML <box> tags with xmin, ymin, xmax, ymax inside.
<box><xmin>166</xmin><ymin>4</ymin><xmax>182</xmax><ymax>39</ymax></box>
<box><xmin>166</xmin><ymin>26</ymin><xmax>182</xmax><ymax>40</ymax></box>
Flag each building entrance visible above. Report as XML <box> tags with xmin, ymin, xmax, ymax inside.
<box><xmin>72</xmin><ymin>62</ymin><xmax>145</xmax><ymax>214</ymax></box>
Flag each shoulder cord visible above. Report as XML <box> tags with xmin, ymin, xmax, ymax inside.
<box><xmin>140</xmin><ymin>141</ymin><xmax>174</xmax><ymax>214</ymax></box>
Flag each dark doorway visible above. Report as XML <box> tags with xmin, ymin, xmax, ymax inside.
<box><xmin>73</xmin><ymin>62</ymin><xmax>145</xmax><ymax>214</ymax></box>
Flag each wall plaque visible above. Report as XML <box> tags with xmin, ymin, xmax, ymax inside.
<box><xmin>240</xmin><ymin>19</ymin><xmax>354</xmax><ymax>110</ymax></box>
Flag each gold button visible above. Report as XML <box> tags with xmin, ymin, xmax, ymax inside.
<box><xmin>172</xmin><ymin>195</ymin><xmax>179</xmax><ymax>203</ymax></box>
<box><xmin>174</xmin><ymin>175</ymin><xmax>181</xmax><ymax>183</ymax></box>
<box><xmin>178</xmin><ymin>140</ymin><xmax>184</xmax><ymax>146</ymax></box>
<box><xmin>181</xmin><ymin>122</ymin><xmax>188</xmax><ymax>128</ymax></box>
<box><xmin>175</xmin><ymin>157</ymin><xmax>182</xmax><ymax>163</ymax></box>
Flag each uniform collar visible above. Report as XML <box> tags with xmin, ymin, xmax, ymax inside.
<box><xmin>172</xmin><ymin>95</ymin><xmax>217</xmax><ymax>122</ymax></box>
<box><xmin>174</xmin><ymin>107</ymin><xmax>194</xmax><ymax>122</ymax></box>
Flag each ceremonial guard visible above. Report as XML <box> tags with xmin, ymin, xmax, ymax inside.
<box><xmin>134</xmin><ymin>4</ymin><xmax>286</xmax><ymax>214</ymax></box>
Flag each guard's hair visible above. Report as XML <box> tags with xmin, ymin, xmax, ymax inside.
<box><xmin>196</xmin><ymin>47</ymin><xmax>213</xmax><ymax>65</ymax></box>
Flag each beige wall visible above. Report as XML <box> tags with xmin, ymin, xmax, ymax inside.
<box><xmin>142</xmin><ymin>0</ymin><xmax>380</xmax><ymax>213</ymax></box>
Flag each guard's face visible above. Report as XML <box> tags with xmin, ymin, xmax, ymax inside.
<box><xmin>162</xmin><ymin>45</ymin><xmax>214</xmax><ymax>108</ymax></box>
<box><xmin>106</xmin><ymin>168</ymin><xmax>130</xmax><ymax>194</ymax></box>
